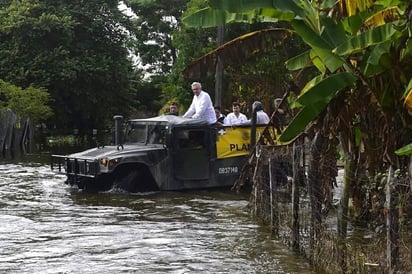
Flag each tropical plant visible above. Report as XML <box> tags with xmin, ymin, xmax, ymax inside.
<box><xmin>182</xmin><ymin>0</ymin><xmax>412</xmax><ymax>229</ymax></box>
<box><xmin>183</xmin><ymin>2</ymin><xmax>412</xmax><ymax>271</ymax></box>
<box><xmin>183</xmin><ymin>0</ymin><xmax>411</xmax><ymax>143</ymax></box>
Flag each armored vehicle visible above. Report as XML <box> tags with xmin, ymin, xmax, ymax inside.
<box><xmin>51</xmin><ymin>115</ymin><xmax>264</xmax><ymax>192</ymax></box>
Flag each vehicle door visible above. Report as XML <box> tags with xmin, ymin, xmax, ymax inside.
<box><xmin>172</xmin><ymin>128</ymin><xmax>210</xmax><ymax>180</ymax></box>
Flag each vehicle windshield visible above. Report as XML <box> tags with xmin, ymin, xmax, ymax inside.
<box><xmin>124</xmin><ymin>122</ymin><xmax>167</xmax><ymax>144</ymax></box>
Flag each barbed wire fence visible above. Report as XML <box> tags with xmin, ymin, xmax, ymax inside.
<box><xmin>241</xmin><ymin>136</ymin><xmax>412</xmax><ymax>273</ymax></box>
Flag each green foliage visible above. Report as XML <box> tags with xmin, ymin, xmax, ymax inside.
<box><xmin>179</xmin><ymin>1</ymin><xmax>304</xmax><ymax>110</ymax></box>
<box><xmin>168</xmin><ymin>23</ymin><xmax>217</xmax><ymax>105</ymax></box>
<box><xmin>0</xmin><ymin>79</ymin><xmax>52</xmax><ymax>122</ymax></box>
<box><xmin>0</xmin><ymin>0</ymin><xmax>139</xmax><ymax>132</ymax></box>
<box><xmin>122</xmin><ymin>0</ymin><xmax>218</xmax><ymax>111</ymax></box>
<box><xmin>124</xmin><ymin>0</ymin><xmax>295</xmax><ymax>112</ymax></box>
<box><xmin>395</xmin><ymin>143</ymin><xmax>412</xmax><ymax>155</ymax></box>
<box><xmin>183</xmin><ymin>0</ymin><xmax>412</xmax><ymax>144</ymax></box>
<box><xmin>124</xmin><ymin>0</ymin><xmax>189</xmax><ymax>74</ymax></box>
<box><xmin>280</xmin><ymin>73</ymin><xmax>357</xmax><ymax>143</ymax></box>
<box><xmin>334</xmin><ymin>23</ymin><xmax>398</xmax><ymax>56</ymax></box>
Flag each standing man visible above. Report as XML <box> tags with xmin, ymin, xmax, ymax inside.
<box><xmin>183</xmin><ymin>82</ymin><xmax>217</xmax><ymax>125</ymax></box>
<box><xmin>252</xmin><ymin>101</ymin><xmax>270</xmax><ymax>124</ymax></box>
<box><xmin>224</xmin><ymin>102</ymin><xmax>248</xmax><ymax>126</ymax></box>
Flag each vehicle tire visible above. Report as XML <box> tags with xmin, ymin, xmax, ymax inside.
<box><xmin>113</xmin><ymin>166</ymin><xmax>159</xmax><ymax>193</ymax></box>
<box><xmin>113</xmin><ymin>169</ymin><xmax>141</xmax><ymax>192</ymax></box>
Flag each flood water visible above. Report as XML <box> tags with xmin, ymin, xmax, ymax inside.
<box><xmin>0</xmin><ymin>154</ymin><xmax>312</xmax><ymax>273</ymax></box>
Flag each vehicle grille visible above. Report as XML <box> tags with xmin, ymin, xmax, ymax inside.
<box><xmin>51</xmin><ymin>155</ymin><xmax>98</xmax><ymax>178</ymax></box>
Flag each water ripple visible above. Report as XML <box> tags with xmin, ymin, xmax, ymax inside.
<box><xmin>0</xmin><ymin>162</ymin><xmax>312</xmax><ymax>274</ymax></box>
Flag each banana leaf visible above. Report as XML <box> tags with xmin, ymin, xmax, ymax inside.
<box><xmin>334</xmin><ymin>23</ymin><xmax>397</xmax><ymax>56</ymax></box>
<box><xmin>285</xmin><ymin>50</ymin><xmax>312</xmax><ymax>71</ymax></box>
<box><xmin>320</xmin><ymin>17</ymin><xmax>347</xmax><ymax>47</ymax></box>
<box><xmin>208</xmin><ymin>0</ymin><xmax>305</xmax><ymax>17</ymax></box>
<box><xmin>290</xmin><ymin>20</ymin><xmax>344</xmax><ymax>72</ymax></box>
<box><xmin>297</xmin><ymin>73</ymin><xmax>357</xmax><ymax>105</ymax></box>
<box><xmin>279</xmin><ymin>102</ymin><xmax>326</xmax><ymax>143</ymax></box>
<box><xmin>182</xmin><ymin>8</ymin><xmax>254</xmax><ymax>27</ymax></box>
<box><xmin>404</xmin><ymin>79</ymin><xmax>412</xmax><ymax>115</ymax></box>
<box><xmin>395</xmin><ymin>143</ymin><xmax>412</xmax><ymax>156</ymax></box>
<box><xmin>279</xmin><ymin>73</ymin><xmax>358</xmax><ymax>143</ymax></box>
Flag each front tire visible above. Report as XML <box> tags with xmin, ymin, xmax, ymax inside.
<box><xmin>113</xmin><ymin>165</ymin><xmax>159</xmax><ymax>193</ymax></box>
<box><xmin>113</xmin><ymin>169</ymin><xmax>140</xmax><ymax>192</ymax></box>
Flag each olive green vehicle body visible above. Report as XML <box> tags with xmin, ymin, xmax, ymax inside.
<box><xmin>51</xmin><ymin>115</ymin><xmax>252</xmax><ymax>192</ymax></box>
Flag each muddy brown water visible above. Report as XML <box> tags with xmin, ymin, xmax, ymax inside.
<box><xmin>0</xmin><ymin>154</ymin><xmax>313</xmax><ymax>273</ymax></box>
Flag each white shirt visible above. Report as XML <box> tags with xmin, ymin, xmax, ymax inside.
<box><xmin>256</xmin><ymin>110</ymin><xmax>270</xmax><ymax>124</ymax></box>
<box><xmin>224</xmin><ymin>112</ymin><xmax>248</xmax><ymax>126</ymax></box>
<box><xmin>243</xmin><ymin>110</ymin><xmax>270</xmax><ymax>125</ymax></box>
<box><xmin>183</xmin><ymin>91</ymin><xmax>217</xmax><ymax>124</ymax></box>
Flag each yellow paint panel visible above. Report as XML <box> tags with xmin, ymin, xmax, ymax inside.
<box><xmin>216</xmin><ymin>126</ymin><xmax>266</xmax><ymax>159</ymax></box>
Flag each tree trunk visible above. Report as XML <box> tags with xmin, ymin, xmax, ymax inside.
<box><xmin>214</xmin><ymin>25</ymin><xmax>225</xmax><ymax>107</ymax></box>
<box><xmin>0</xmin><ymin>110</ymin><xmax>17</xmax><ymax>153</ymax></box>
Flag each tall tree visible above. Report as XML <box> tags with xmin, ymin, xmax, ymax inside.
<box><xmin>0</xmin><ymin>0</ymin><xmax>138</xmax><ymax>132</ymax></box>
<box><xmin>123</xmin><ymin>0</ymin><xmax>189</xmax><ymax>75</ymax></box>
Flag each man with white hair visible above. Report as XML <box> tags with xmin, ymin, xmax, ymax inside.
<box><xmin>252</xmin><ymin>101</ymin><xmax>270</xmax><ymax>124</ymax></box>
<box><xmin>183</xmin><ymin>82</ymin><xmax>217</xmax><ymax>125</ymax></box>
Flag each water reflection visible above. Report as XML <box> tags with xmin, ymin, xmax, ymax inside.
<box><xmin>0</xmin><ymin>158</ymin><xmax>312</xmax><ymax>273</ymax></box>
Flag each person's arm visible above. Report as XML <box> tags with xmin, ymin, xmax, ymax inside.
<box><xmin>183</xmin><ymin>98</ymin><xmax>196</xmax><ymax>118</ymax></box>
<box><xmin>263</xmin><ymin>112</ymin><xmax>270</xmax><ymax>124</ymax></box>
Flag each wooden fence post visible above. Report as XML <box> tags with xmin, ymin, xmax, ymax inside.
<box><xmin>386</xmin><ymin>166</ymin><xmax>399</xmax><ymax>272</ymax></box>
<box><xmin>308</xmin><ymin>132</ymin><xmax>325</xmax><ymax>262</ymax></box>
<box><xmin>269</xmin><ymin>154</ymin><xmax>274</xmax><ymax>230</ymax></box>
<box><xmin>292</xmin><ymin>141</ymin><xmax>301</xmax><ymax>251</ymax></box>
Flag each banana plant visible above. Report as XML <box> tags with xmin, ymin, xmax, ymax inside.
<box><xmin>396</xmin><ymin>78</ymin><xmax>412</xmax><ymax>155</ymax></box>
<box><xmin>183</xmin><ymin>0</ymin><xmax>412</xmax><ymax>145</ymax></box>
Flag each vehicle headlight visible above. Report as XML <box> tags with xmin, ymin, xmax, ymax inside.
<box><xmin>108</xmin><ymin>159</ymin><xmax>120</xmax><ymax>168</ymax></box>
<box><xmin>100</xmin><ymin>158</ymin><xmax>108</xmax><ymax>166</ymax></box>
<box><xmin>100</xmin><ymin>158</ymin><xmax>121</xmax><ymax>169</ymax></box>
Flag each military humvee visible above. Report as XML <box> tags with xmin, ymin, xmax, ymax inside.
<box><xmin>51</xmin><ymin>115</ymin><xmax>263</xmax><ymax>192</ymax></box>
